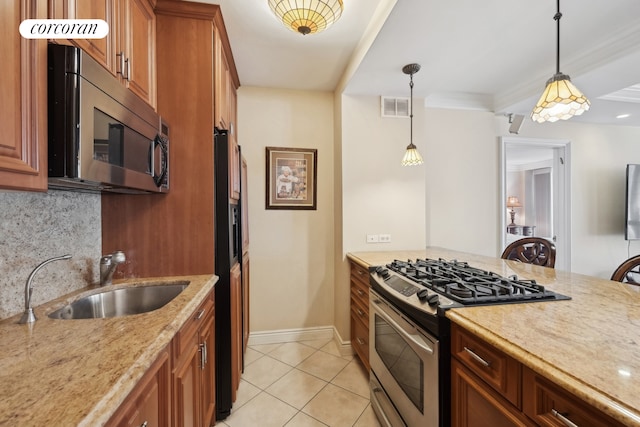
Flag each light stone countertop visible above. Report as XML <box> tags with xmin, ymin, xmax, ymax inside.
<box><xmin>348</xmin><ymin>247</ymin><xmax>640</xmax><ymax>427</ymax></box>
<box><xmin>0</xmin><ymin>274</ymin><xmax>217</xmax><ymax>427</ymax></box>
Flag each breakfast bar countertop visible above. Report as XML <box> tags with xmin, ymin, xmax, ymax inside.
<box><xmin>0</xmin><ymin>274</ymin><xmax>217</xmax><ymax>427</ymax></box>
<box><xmin>348</xmin><ymin>247</ymin><xmax>640</xmax><ymax>427</ymax></box>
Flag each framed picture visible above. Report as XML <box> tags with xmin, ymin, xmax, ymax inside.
<box><xmin>266</xmin><ymin>147</ymin><xmax>317</xmax><ymax>210</ymax></box>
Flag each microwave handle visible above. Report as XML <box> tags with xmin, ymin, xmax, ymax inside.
<box><xmin>149</xmin><ymin>135</ymin><xmax>168</xmax><ymax>187</ymax></box>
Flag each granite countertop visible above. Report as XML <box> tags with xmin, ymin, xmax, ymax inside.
<box><xmin>348</xmin><ymin>247</ymin><xmax>640</xmax><ymax>427</ymax></box>
<box><xmin>0</xmin><ymin>274</ymin><xmax>217</xmax><ymax>427</ymax></box>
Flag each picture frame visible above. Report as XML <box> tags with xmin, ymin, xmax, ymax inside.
<box><xmin>265</xmin><ymin>147</ymin><xmax>317</xmax><ymax>210</ymax></box>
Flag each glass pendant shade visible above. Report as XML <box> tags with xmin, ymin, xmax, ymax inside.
<box><xmin>268</xmin><ymin>0</ymin><xmax>344</xmax><ymax>35</ymax></box>
<box><xmin>531</xmin><ymin>73</ymin><xmax>590</xmax><ymax>123</ymax></box>
<box><xmin>402</xmin><ymin>143</ymin><xmax>424</xmax><ymax>166</ymax></box>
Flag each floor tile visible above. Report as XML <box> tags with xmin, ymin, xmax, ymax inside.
<box><xmin>297</xmin><ymin>350</ymin><xmax>350</xmax><ymax>382</ymax></box>
<box><xmin>285</xmin><ymin>412</ymin><xmax>329</xmax><ymax>427</ymax></box>
<box><xmin>268</xmin><ymin>341</ymin><xmax>317</xmax><ymax>366</ymax></box>
<box><xmin>224</xmin><ymin>392</ymin><xmax>297</xmax><ymax>427</ymax></box>
<box><xmin>250</xmin><ymin>342</ymin><xmax>284</xmax><ymax>355</ymax></box>
<box><xmin>299</xmin><ymin>338</ymin><xmax>332</xmax><ymax>349</ymax></box>
<box><xmin>353</xmin><ymin>404</ymin><xmax>381</xmax><ymax>427</ymax></box>
<box><xmin>302</xmin><ymin>383</ymin><xmax>370</xmax><ymax>427</ymax></box>
<box><xmin>320</xmin><ymin>340</ymin><xmax>352</xmax><ymax>360</ymax></box>
<box><xmin>243</xmin><ymin>346</ymin><xmax>263</xmax><ymax>366</ymax></box>
<box><xmin>241</xmin><ymin>354</ymin><xmax>292</xmax><ymax>389</ymax></box>
<box><xmin>266</xmin><ymin>369</ymin><xmax>327</xmax><ymax>409</ymax></box>
<box><xmin>330</xmin><ymin>360</ymin><xmax>370</xmax><ymax>399</ymax></box>
<box><xmin>232</xmin><ymin>379</ymin><xmax>261</xmax><ymax>411</ymax></box>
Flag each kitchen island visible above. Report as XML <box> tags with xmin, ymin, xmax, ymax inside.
<box><xmin>0</xmin><ymin>274</ymin><xmax>217</xmax><ymax>426</ymax></box>
<box><xmin>348</xmin><ymin>247</ymin><xmax>640</xmax><ymax>427</ymax></box>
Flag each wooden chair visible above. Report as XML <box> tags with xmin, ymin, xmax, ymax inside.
<box><xmin>501</xmin><ymin>237</ymin><xmax>556</xmax><ymax>268</ymax></box>
<box><xmin>610</xmin><ymin>255</ymin><xmax>640</xmax><ymax>284</ymax></box>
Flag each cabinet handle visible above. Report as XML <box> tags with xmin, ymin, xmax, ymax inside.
<box><xmin>463</xmin><ymin>346</ymin><xmax>491</xmax><ymax>367</ymax></box>
<box><xmin>116</xmin><ymin>51</ymin><xmax>125</xmax><ymax>77</ymax></box>
<box><xmin>200</xmin><ymin>342</ymin><xmax>207</xmax><ymax>370</ymax></box>
<box><xmin>125</xmin><ymin>57</ymin><xmax>131</xmax><ymax>81</ymax></box>
<box><xmin>356</xmin><ymin>338</ymin><xmax>366</xmax><ymax>346</ymax></box>
<box><xmin>551</xmin><ymin>409</ymin><xmax>579</xmax><ymax>427</ymax></box>
<box><xmin>356</xmin><ymin>269</ymin><xmax>365</xmax><ymax>276</ymax></box>
<box><xmin>356</xmin><ymin>308</ymin><xmax>365</xmax><ymax>317</ymax></box>
<box><xmin>356</xmin><ymin>289</ymin><xmax>365</xmax><ymax>297</ymax></box>
<box><xmin>195</xmin><ymin>309</ymin><xmax>205</xmax><ymax>320</ymax></box>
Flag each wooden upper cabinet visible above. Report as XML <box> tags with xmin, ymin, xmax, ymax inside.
<box><xmin>49</xmin><ymin>0</ymin><xmax>157</xmax><ymax>108</ymax></box>
<box><xmin>0</xmin><ymin>0</ymin><xmax>48</xmax><ymax>191</ymax></box>
<box><xmin>214</xmin><ymin>26</ymin><xmax>230</xmax><ymax>130</ymax></box>
<box><xmin>120</xmin><ymin>0</ymin><xmax>156</xmax><ymax>107</ymax></box>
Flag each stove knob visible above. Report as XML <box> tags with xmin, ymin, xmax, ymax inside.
<box><xmin>427</xmin><ymin>293</ymin><xmax>440</xmax><ymax>306</ymax></box>
<box><xmin>381</xmin><ymin>269</ymin><xmax>390</xmax><ymax>279</ymax></box>
<box><xmin>375</xmin><ymin>266</ymin><xmax>385</xmax><ymax>275</ymax></box>
<box><xmin>416</xmin><ymin>289</ymin><xmax>429</xmax><ymax>301</ymax></box>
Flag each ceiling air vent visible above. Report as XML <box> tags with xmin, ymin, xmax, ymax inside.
<box><xmin>381</xmin><ymin>97</ymin><xmax>409</xmax><ymax>118</ymax></box>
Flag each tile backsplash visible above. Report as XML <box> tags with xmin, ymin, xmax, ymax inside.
<box><xmin>0</xmin><ymin>190</ymin><xmax>101</xmax><ymax>320</ymax></box>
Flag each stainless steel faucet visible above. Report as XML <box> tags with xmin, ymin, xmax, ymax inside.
<box><xmin>100</xmin><ymin>250</ymin><xmax>126</xmax><ymax>286</ymax></box>
<box><xmin>19</xmin><ymin>254</ymin><xmax>72</xmax><ymax>324</ymax></box>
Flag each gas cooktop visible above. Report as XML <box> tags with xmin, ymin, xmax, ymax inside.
<box><xmin>383</xmin><ymin>258</ymin><xmax>571</xmax><ymax>305</ymax></box>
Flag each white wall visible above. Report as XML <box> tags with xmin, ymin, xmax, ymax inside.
<box><xmin>238</xmin><ymin>86</ymin><xmax>336</xmax><ymax>333</ymax></box>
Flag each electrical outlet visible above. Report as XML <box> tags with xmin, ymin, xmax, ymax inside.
<box><xmin>379</xmin><ymin>234</ymin><xmax>391</xmax><ymax>243</ymax></box>
<box><xmin>366</xmin><ymin>234</ymin><xmax>379</xmax><ymax>243</ymax></box>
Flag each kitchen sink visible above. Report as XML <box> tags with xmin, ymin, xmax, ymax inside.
<box><xmin>48</xmin><ymin>282</ymin><xmax>189</xmax><ymax>320</ymax></box>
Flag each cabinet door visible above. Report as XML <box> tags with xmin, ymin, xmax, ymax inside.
<box><xmin>200</xmin><ymin>307</ymin><xmax>216</xmax><ymax>427</ymax></box>
<box><xmin>0</xmin><ymin>0</ymin><xmax>48</xmax><ymax>191</ymax></box>
<box><xmin>230</xmin><ymin>263</ymin><xmax>242</xmax><ymax>401</ymax></box>
<box><xmin>214</xmin><ymin>26</ymin><xmax>230</xmax><ymax>129</ymax></box>
<box><xmin>50</xmin><ymin>0</ymin><xmax>115</xmax><ymax>73</ymax></box>
<box><xmin>106</xmin><ymin>348</ymin><xmax>171</xmax><ymax>427</ymax></box>
<box><xmin>229</xmin><ymin>136</ymin><xmax>240</xmax><ymax>201</ymax></box>
<box><xmin>121</xmin><ymin>0</ymin><xmax>156</xmax><ymax>108</ymax></box>
<box><xmin>173</xmin><ymin>343</ymin><xmax>200</xmax><ymax>427</ymax></box>
<box><xmin>241</xmin><ymin>254</ymin><xmax>250</xmax><ymax>355</ymax></box>
<box><xmin>452</xmin><ymin>359</ymin><xmax>534</xmax><ymax>427</ymax></box>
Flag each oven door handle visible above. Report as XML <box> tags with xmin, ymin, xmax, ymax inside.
<box><xmin>373</xmin><ymin>301</ymin><xmax>434</xmax><ymax>355</ymax></box>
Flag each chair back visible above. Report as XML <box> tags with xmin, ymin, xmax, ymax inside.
<box><xmin>501</xmin><ymin>237</ymin><xmax>556</xmax><ymax>268</ymax></box>
<box><xmin>611</xmin><ymin>255</ymin><xmax>640</xmax><ymax>284</ymax></box>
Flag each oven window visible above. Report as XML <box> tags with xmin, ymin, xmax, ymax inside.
<box><xmin>374</xmin><ymin>313</ymin><xmax>424</xmax><ymax>413</ymax></box>
<box><xmin>93</xmin><ymin>108</ymin><xmax>150</xmax><ymax>173</ymax></box>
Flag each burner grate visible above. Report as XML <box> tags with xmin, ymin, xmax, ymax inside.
<box><xmin>387</xmin><ymin>258</ymin><xmax>561</xmax><ymax>305</ymax></box>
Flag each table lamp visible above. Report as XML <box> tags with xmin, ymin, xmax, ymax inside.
<box><xmin>507</xmin><ymin>196</ymin><xmax>522</xmax><ymax>226</ymax></box>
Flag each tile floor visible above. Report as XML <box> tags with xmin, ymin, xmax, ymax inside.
<box><xmin>216</xmin><ymin>338</ymin><xmax>382</xmax><ymax>427</ymax></box>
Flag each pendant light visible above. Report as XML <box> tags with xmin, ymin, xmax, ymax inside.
<box><xmin>531</xmin><ymin>0</ymin><xmax>590</xmax><ymax>123</ymax></box>
<box><xmin>401</xmin><ymin>63</ymin><xmax>424</xmax><ymax>166</ymax></box>
<box><xmin>268</xmin><ymin>0</ymin><xmax>344</xmax><ymax>36</ymax></box>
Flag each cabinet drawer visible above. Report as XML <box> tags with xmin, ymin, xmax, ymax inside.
<box><xmin>350</xmin><ymin>295</ymin><xmax>368</xmax><ymax>324</ymax></box>
<box><xmin>522</xmin><ymin>367</ymin><xmax>626</xmax><ymax>427</ymax></box>
<box><xmin>350</xmin><ymin>262</ymin><xmax>370</xmax><ymax>288</ymax></box>
<box><xmin>174</xmin><ymin>293</ymin><xmax>214</xmax><ymax>357</ymax></box>
<box><xmin>350</xmin><ymin>311</ymin><xmax>369</xmax><ymax>369</ymax></box>
<box><xmin>451</xmin><ymin>324</ymin><xmax>521</xmax><ymax>407</ymax></box>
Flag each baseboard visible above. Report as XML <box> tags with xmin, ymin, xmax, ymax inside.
<box><xmin>248</xmin><ymin>326</ymin><xmax>356</xmax><ymax>358</ymax></box>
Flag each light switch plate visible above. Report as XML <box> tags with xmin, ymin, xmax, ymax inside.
<box><xmin>379</xmin><ymin>234</ymin><xmax>391</xmax><ymax>243</ymax></box>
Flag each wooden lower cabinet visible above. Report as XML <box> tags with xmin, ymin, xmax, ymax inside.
<box><xmin>451</xmin><ymin>323</ymin><xmax>627</xmax><ymax>427</ymax></box>
<box><xmin>349</xmin><ymin>261</ymin><xmax>370</xmax><ymax>369</ymax></box>
<box><xmin>106</xmin><ymin>347</ymin><xmax>171</xmax><ymax>427</ymax></box>
<box><xmin>452</xmin><ymin>358</ymin><xmax>534</xmax><ymax>427</ymax></box>
<box><xmin>173</xmin><ymin>291</ymin><xmax>215</xmax><ymax>427</ymax></box>
<box><xmin>522</xmin><ymin>367</ymin><xmax>625</xmax><ymax>427</ymax></box>
<box><xmin>230</xmin><ymin>263</ymin><xmax>242</xmax><ymax>402</ymax></box>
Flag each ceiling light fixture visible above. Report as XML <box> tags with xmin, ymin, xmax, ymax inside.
<box><xmin>531</xmin><ymin>0</ymin><xmax>590</xmax><ymax>123</ymax></box>
<box><xmin>401</xmin><ymin>63</ymin><xmax>424</xmax><ymax>166</ymax></box>
<box><xmin>268</xmin><ymin>0</ymin><xmax>344</xmax><ymax>36</ymax></box>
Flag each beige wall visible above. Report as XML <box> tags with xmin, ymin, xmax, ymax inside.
<box><xmin>237</xmin><ymin>86</ymin><xmax>336</xmax><ymax>333</ymax></box>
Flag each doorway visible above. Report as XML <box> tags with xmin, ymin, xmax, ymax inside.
<box><xmin>500</xmin><ymin>137</ymin><xmax>571</xmax><ymax>271</ymax></box>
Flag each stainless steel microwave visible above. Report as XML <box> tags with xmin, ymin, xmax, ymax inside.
<box><xmin>47</xmin><ymin>44</ymin><xmax>169</xmax><ymax>193</ymax></box>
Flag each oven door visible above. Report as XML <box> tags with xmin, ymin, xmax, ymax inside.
<box><xmin>369</xmin><ymin>290</ymin><xmax>439</xmax><ymax>427</ymax></box>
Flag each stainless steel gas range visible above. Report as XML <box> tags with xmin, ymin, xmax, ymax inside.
<box><xmin>368</xmin><ymin>258</ymin><xmax>571</xmax><ymax>427</ymax></box>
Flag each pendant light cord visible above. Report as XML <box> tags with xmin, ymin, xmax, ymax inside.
<box><xmin>409</xmin><ymin>74</ymin><xmax>414</xmax><ymax>146</ymax></box>
<box><xmin>554</xmin><ymin>0</ymin><xmax>562</xmax><ymax>75</ymax></box>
